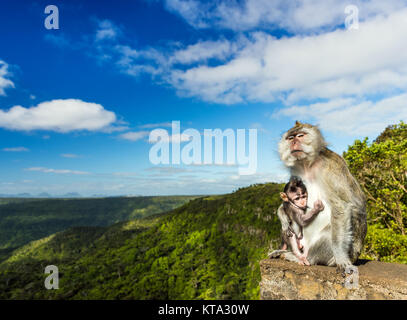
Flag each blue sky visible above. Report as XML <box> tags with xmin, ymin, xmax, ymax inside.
<box><xmin>0</xmin><ymin>0</ymin><xmax>406</xmax><ymax>196</ymax></box>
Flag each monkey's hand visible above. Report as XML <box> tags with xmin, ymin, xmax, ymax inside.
<box><xmin>313</xmin><ymin>200</ymin><xmax>325</xmax><ymax>213</ymax></box>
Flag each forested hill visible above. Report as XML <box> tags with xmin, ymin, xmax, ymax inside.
<box><xmin>344</xmin><ymin>121</ymin><xmax>407</xmax><ymax>264</ymax></box>
<box><xmin>0</xmin><ymin>183</ymin><xmax>283</xmax><ymax>299</ymax></box>
<box><xmin>0</xmin><ymin>196</ymin><xmax>198</xmax><ymax>257</ymax></box>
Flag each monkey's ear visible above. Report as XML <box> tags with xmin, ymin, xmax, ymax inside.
<box><xmin>280</xmin><ymin>192</ymin><xmax>289</xmax><ymax>202</ymax></box>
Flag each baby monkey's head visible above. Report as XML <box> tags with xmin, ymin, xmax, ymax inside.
<box><xmin>280</xmin><ymin>176</ymin><xmax>308</xmax><ymax>210</ymax></box>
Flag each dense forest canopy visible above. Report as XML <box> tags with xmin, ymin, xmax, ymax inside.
<box><xmin>344</xmin><ymin>121</ymin><xmax>407</xmax><ymax>263</ymax></box>
<box><xmin>0</xmin><ymin>183</ymin><xmax>283</xmax><ymax>299</ymax></box>
<box><xmin>0</xmin><ymin>196</ymin><xmax>197</xmax><ymax>253</ymax></box>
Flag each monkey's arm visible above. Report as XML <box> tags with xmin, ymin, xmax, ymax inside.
<box><xmin>295</xmin><ymin>200</ymin><xmax>324</xmax><ymax>226</ymax></box>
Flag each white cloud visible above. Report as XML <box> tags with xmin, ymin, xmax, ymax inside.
<box><xmin>138</xmin><ymin>122</ymin><xmax>173</xmax><ymax>129</ymax></box>
<box><xmin>113</xmin><ymin>37</ymin><xmax>245</xmax><ymax>79</ymax></box>
<box><xmin>61</xmin><ymin>153</ymin><xmax>81</xmax><ymax>158</ymax></box>
<box><xmin>95</xmin><ymin>19</ymin><xmax>121</xmax><ymax>41</ymax></box>
<box><xmin>168</xmin><ymin>9</ymin><xmax>407</xmax><ymax>104</ymax></box>
<box><xmin>170</xmin><ymin>39</ymin><xmax>236</xmax><ymax>65</ymax></box>
<box><xmin>164</xmin><ymin>0</ymin><xmax>211</xmax><ymax>29</ymax></box>
<box><xmin>2</xmin><ymin>147</ymin><xmax>29</xmax><ymax>152</ymax></box>
<box><xmin>274</xmin><ymin>93</ymin><xmax>407</xmax><ymax>135</ymax></box>
<box><xmin>87</xmin><ymin>3</ymin><xmax>407</xmax><ymax>112</ymax></box>
<box><xmin>26</xmin><ymin>167</ymin><xmax>89</xmax><ymax>175</ymax></box>
<box><xmin>40</xmin><ymin>2</ymin><xmax>407</xmax><ymax>138</ymax></box>
<box><xmin>164</xmin><ymin>0</ymin><xmax>407</xmax><ymax>32</ymax></box>
<box><xmin>105</xmin><ymin>6</ymin><xmax>407</xmax><ymax>106</ymax></box>
<box><xmin>114</xmin><ymin>45</ymin><xmax>166</xmax><ymax>76</ymax></box>
<box><xmin>119</xmin><ymin>131</ymin><xmax>150</xmax><ymax>141</ymax></box>
<box><xmin>0</xmin><ymin>99</ymin><xmax>118</xmax><ymax>132</ymax></box>
<box><xmin>0</xmin><ymin>60</ymin><xmax>14</xmax><ymax>96</ymax></box>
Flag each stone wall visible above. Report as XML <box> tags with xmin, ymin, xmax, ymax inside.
<box><xmin>260</xmin><ymin>259</ymin><xmax>407</xmax><ymax>300</ymax></box>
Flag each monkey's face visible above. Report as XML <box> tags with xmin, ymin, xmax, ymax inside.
<box><xmin>288</xmin><ymin>190</ymin><xmax>308</xmax><ymax>210</ymax></box>
<box><xmin>278</xmin><ymin>122</ymin><xmax>327</xmax><ymax>167</ymax></box>
<box><xmin>287</xmin><ymin>132</ymin><xmax>307</xmax><ymax>159</ymax></box>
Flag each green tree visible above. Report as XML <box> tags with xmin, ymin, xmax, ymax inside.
<box><xmin>344</xmin><ymin>121</ymin><xmax>407</xmax><ymax>263</ymax></box>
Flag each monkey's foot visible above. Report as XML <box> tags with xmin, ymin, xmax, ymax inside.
<box><xmin>298</xmin><ymin>255</ymin><xmax>310</xmax><ymax>266</ymax></box>
<box><xmin>342</xmin><ymin>265</ymin><xmax>359</xmax><ymax>289</ymax></box>
<box><xmin>335</xmin><ymin>261</ymin><xmax>352</xmax><ymax>273</ymax></box>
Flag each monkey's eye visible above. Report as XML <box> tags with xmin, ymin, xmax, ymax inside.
<box><xmin>287</xmin><ymin>135</ymin><xmax>294</xmax><ymax>140</ymax></box>
<box><xmin>297</xmin><ymin>133</ymin><xmax>304</xmax><ymax>138</ymax></box>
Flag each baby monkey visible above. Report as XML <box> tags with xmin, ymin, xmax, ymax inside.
<box><xmin>278</xmin><ymin>176</ymin><xmax>325</xmax><ymax>265</ymax></box>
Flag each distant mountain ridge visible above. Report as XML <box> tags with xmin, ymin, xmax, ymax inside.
<box><xmin>0</xmin><ymin>195</ymin><xmax>199</xmax><ymax>255</ymax></box>
<box><xmin>0</xmin><ymin>192</ymin><xmax>81</xmax><ymax>198</ymax></box>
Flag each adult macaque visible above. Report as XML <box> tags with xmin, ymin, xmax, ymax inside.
<box><xmin>278</xmin><ymin>176</ymin><xmax>325</xmax><ymax>266</ymax></box>
<box><xmin>272</xmin><ymin>121</ymin><xmax>367</xmax><ymax>287</ymax></box>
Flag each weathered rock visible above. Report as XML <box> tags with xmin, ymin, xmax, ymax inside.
<box><xmin>260</xmin><ymin>258</ymin><xmax>407</xmax><ymax>300</ymax></box>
